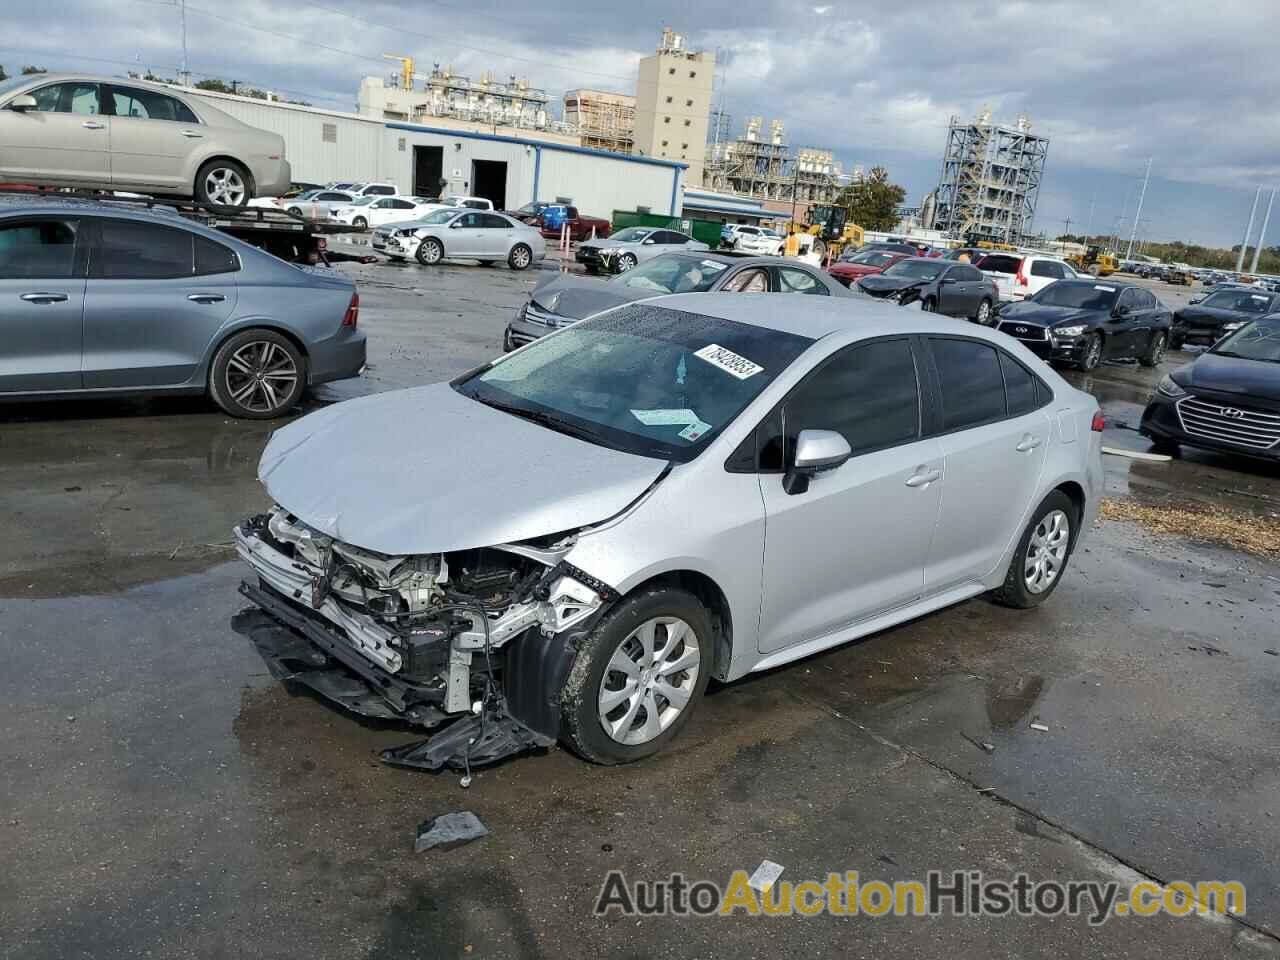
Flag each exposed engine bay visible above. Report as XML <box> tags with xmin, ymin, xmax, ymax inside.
<box><xmin>234</xmin><ymin>505</ymin><xmax>615</xmax><ymax>772</ymax></box>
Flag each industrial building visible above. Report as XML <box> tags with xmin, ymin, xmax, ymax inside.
<box><xmin>563</xmin><ymin>89</ymin><xmax>636</xmax><ymax>154</ymax></box>
<box><xmin>632</xmin><ymin>28</ymin><xmax>715</xmax><ymax>184</ymax></box>
<box><xmin>702</xmin><ymin>117</ymin><xmax>845</xmax><ymax>222</ymax></box>
<box><xmin>928</xmin><ymin>111</ymin><xmax>1049</xmax><ymax>244</ymax></box>
<box><xmin>185</xmin><ymin>86</ymin><xmax>685</xmax><ymax>219</ymax></box>
<box><xmin>357</xmin><ymin>59</ymin><xmax>575</xmax><ymax>138</ymax></box>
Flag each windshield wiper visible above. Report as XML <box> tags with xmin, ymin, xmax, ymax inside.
<box><xmin>474</xmin><ymin>397</ymin><xmax>612</xmax><ymax>445</ymax></box>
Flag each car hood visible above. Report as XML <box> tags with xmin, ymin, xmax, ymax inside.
<box><xmin>257</xmin><ymin>383</ymin><xmax>668</xmax><ymax>555</ymax></box>
<box><xmin>530</xmin><ymin>275</ymin><xmax>644</xmax><ymax>320</ymax></box>
<box><xmin>830</xmin><ymin>262</ymin><xmax>884</xmax><ymax>277</ymax></box>
<box><xmin>997</xmin><ymin>303</ymin><xmax>1100</xmax><ymax>328</ymax></box>
<box><xmin>857</xmin><ymin>274</ymin><xmax>931</xmax><ymax>294</ymax></box>
<box><xmin>1176</xmin><ymin>305</ymin><xmax>1239</xmax><ymax>325</ymax></box>
<box><xmin>579</xmin><ymin>238</ymin><xmax>640</xmax><ymax>253</ymax></box>
<box><xmin>1176</xmin><ymin>352</ymin><xmax>1280</xmax><ymax>402</ymax></box>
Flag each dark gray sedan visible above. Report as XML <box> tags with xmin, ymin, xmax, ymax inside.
<box><xmin>0</xmin><ymin>197</ymin><xmax>366</xmax><ymax>418</ymax></box>
<box><xmin>505</xmin><ymin>252</ymin><xmax>849</xmax><ymax>350</ymax></box>
<box><xmin>855</xmin><ymin>257</ymin><xmax>1000</xmax><ymax>324</ymax></box>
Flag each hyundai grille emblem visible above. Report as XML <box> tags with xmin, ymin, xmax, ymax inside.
<box><xmin>1221</xmin><ymin>407</ymin><xmax>1245</xmax><ymax>419</ymax></box>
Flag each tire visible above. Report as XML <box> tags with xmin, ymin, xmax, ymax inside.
<box><xmin>616</xmin><ymin>253</ymin><xmax>637</xmax><ymax>273</ymax></box>
<box><xmin>508</xmin><ymin>244</ymin><xmax>533</xmax><ymax>271</ymax></box>
<box><xmin>990</xmin><ymin>491</ymin><xmax>1078</xmax><ymax>609</ymax></box>
<box><xmin>974</xmin><ymin>299</ymin><xmax>993</xmax><ymax>325</ymax></box>
<box><xmin>1139</xmin><ymin>331</ymin><xmax>1167</xmax><ymax>367</ymax></box>
<box><xmin>921</xmin><ymin>297</ymin><xmax>937</xmax><ymax>313</ymax></box>
<box><xmin>286</xmin><ymin>206</ymin><xmax>303</xmax><ymax>218</ymax></box>
<box><xmin>560</xmin><ymin>587</ymin><xmax>713</xmax><ymax>765</ymax></box>
<box><xmin>195</xmin><ymin>159</ymin><xmax>252</xmax><ymax>208</ymax></box>
<box><xmin>1169</xmin><ymin>333</ymin><xmax>1185</xmax><ymax>351</ymax></box>
<box><xmin>416</xmin><ymin>237</ymin><xmax>443</xmax><ymax>265</ymax></box>
<box><xmin>208</xmin><ymin>329</ymin><xmax>305</xmax><ymax>419</ymax></box>
<box><xmin>1077</xmin><ymin>332</ymin><xmax>1103</xmax><ymax>371</ymax></box>
<box><xmin>352</xmin><ymin>216</ymin><xmax>368</xmax><ymax>232</ymax></box>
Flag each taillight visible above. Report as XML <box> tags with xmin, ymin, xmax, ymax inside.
<box><xmin>1016</xmin><ymin>260</ymin><xmax>1030</xmax><ymax>286</ymax></box>
<box><xmin>342</xmin><ymin>292</ymin><xmax>359</xmax><ymax>328</ymax></box>
<box><xmin>1091</xmin><ymin>411</ymin><xmax>1105</xmax><ymax>432</ymax></box>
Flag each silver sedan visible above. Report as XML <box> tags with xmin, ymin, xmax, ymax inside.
<box><xmin>576</xmin><ymin>226</ymin><xmax>709</xmax><ymax>273</ymax></box>
<box><xmin>373</xmin><ymin>209</ymin><xmax>546</xmax><ymax>270</ymax></box>
<box><xmin>235</xmin><ymin>294</ymin><xmax>1103</xmax><ymax>770</ymax></box>
<box><xmin>0</xmin><ymin>73</ymin><xmax>290</xmax><ymax>206</ymax></box>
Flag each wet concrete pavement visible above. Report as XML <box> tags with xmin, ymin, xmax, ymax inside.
<box><xmin>1</xmin><ymin>257</ymin><xmax>1278</xmax><ymax>958</ymax></box>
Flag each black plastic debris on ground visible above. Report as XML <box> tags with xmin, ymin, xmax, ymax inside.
<box><xmin>415</xmin><ymin>811</ymin><xmax>489</xmax><ymax>853</ymax></box>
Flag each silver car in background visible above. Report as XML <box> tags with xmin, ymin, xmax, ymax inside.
<box><xmin>0</xmin><ymin>74</ymin><xmax>290</xmax><ymax>206</ymax></box>
<box><xmin>0</xmin><ymin>197</ymin><xmax>365</xmax><ymax>417</ymax></box>
<box><xmin>575</xmin><ymin>226</ymin><xmax>708</xmax><ymax>273</ymax></box>
<box><xmin>374</xmin><ymin>208</ymin><xmax>545</xmax><ymax>270</ymax></box>
<box><xmin>282</xmin><ymin>189</ymin><xmax>356</xmax><ymax>219</ymax></box>
<box><xmin>235</xmin><ymin>295</ymin><xmax>1102</xmax><ymax>772</ymax></box>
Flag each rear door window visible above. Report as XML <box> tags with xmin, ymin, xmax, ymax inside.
<box><xmin>1030</xmin><ymin>261</ymin><xmax>1058</xmax><ymax>278</ymax></box>
<box><xmin>108</xmin><ymin>85</ymin><xmax>198</xmax><ymax>122</ymax></box>
<box><xmin>1000</xmin><ymin>352</ymin><xmax>1043</xmax><ymax>416</ymax></box>
<box><xmin>96</xmin><ymin>219</ymin><xmax>194</xmax><ymax>279</ymax></box>
<box><xmin>776</xmin><ymin>266</ymin><xmax>829</xmax><ymax>295</ymax></box>
<box><xmin>930</xmin><ymin>338</ymin><xmax>1006</xmax><ymax>430</ymax></box>
<box><xmin>0</xmin><ymin>219</ymin><xmax>80</xmax><ymax>279</ymax></box>
<box><xmin>194</xmin><ymin>235</ymin><xmax>239</xmax><ymax>275</ymax></box>
<box><xmin>366</xmin><ymin>184</ymin><xmax>396</xmax><ymax>196</ymax></box>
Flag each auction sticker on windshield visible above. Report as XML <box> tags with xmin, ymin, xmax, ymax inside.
<box><xmin>694</xmin><ymin>344</ymin><xmax>764</xmax><ymax>380</ymax></box>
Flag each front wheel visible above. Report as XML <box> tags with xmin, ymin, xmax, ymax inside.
<box><xmin>416</xmin><ymin>238</ymin><xmax>443</xmax><ymax>265</ymax></box>
<box><xmin>208</xmin><ymin>329</ymin><xmax>305</xmax><ymax>419</ymax></box>
<box><xmin>1077</xmin><ymin>332</ymin><xmax>1103</xmax><ymax>371</ymax></box>
<box><xmin>195</xmin><ymin>159</ymin><xmax>251</xmax><ymax>207</ymax></box>
<box><xmin>616</xmin><ymin>253</ymin><xmax>637</xmax><ymax>273</ymax></box>
<box><xmin>974</xmin><ymin>299</ymin><xmax>993</xmax><ymax>325</ymax></box>
<box><xmin>990</xmin><ymin>491</ymin><xmax>1077</xmax><ymax>609</ymax></box>
<box><xmin>351</xmin><ymin>216</ymin><xmax>368</xmax><ymax>231</ymax></box>
<box><xmin>508</xmin><ymin>244</ymin><xmax>533</xmax><ymax>271</ymax></box>
<box><xmin>921</xmin><ymin>297</ymin><xmax>937</xmax><ymax>313</ymax></box>
<box><xmin>1139</xmin><ymin>331</ymin><xmax>1167</xmax><ymax>367</ymax></box>
<box><xmin>286</xmin><ymin>206</ymin><xmax>303</xmax><ymax>218</ymax></box>
<box><xmin>560</xmin><ymin>588</ymin><xmax>712</xmax><ymax>764</ymax></box>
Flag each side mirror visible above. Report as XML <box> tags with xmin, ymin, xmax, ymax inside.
<box><xmin>449</xmin><ymin>220</ymin><xmax>463</xmax><ymax>228</ymax></box>
<box><xmin>8</xmin><ymin>94</ymin><xmax>37</xmax><ymax>112</ymax></box>
<box><xmin>1189</xmin><ymin>296</ymin><xmax>1203</xmax><ymax>305</ymax></box>
<box><xmin>783</xmin><ymin>429</ymin><xmax>852</xmax><ymax>495</ymax></box>
<box><xmin>642</xmin><ymin>238</ymin><xmax>656</xmax><ymax>245</ymax></box>
<box><xmin>941</xmin><ymin>276</ymin><xmax>959</xmax><ymax>284</ymax></box>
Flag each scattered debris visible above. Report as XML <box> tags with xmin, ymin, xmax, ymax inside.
<box><xmin>748</xmin><ymin>860</ymin><xmax>785</xmax><ymax>893</ymax></box>
<box><xmin>415</xmin><ymin>811</ymin><xmax>489</xmax><ymax>853</ymax></box>
<box><xmin>169</xmin><ymin>542</ymin><xmax>184</xmax><ymax>560</ymax></box>
<box><xmin>1188</xmin><ymin>643</ymin><xmax>1228</xmax><ymax>657</ymax></box>
<box><xmin>877</xmin><ymin>853</ymin><xmax>899</xmax><ymax>866</ymax></box>
<box><xmin>977</xmin><ymin>786</ymin><xmax>997</xmax><ymax>794</ymax></box>
<box><xmin>65</xmin><ymin>715</ymin><xmax>75</xmax><ymax>723</ymax></box>
<box><xmin>1029</xmin><ymin>721</ymin><xmax>1050</xmax><ymax>732</ymax></box>
<box><xmin>63</xmin><ymin>486</ymin><xmax>81</xmax><ymax>493</ymax></box>
<box><xmin>1100</xmin><ymin>498</ymin><xmax>1280</xmax><ymax>559</ymax></box>
<box><xmin>1101</xmin><ymin>446</ymin><xmax>1172</xmax><ymax>462</ymax></box>
<box><xmin>1202</xmin><ymin>582</ymin><xmax>1227</xmax><ymax>589</ymax></box>
<box><xmin>1265</xmin><ymin>649</ymin><xmax>1278</xmax><ymax>657</ymax></box>
<box><xmin>961</xmin><ymin>732</ymin><xmax>996</xmax><ymax>753</ymax></box>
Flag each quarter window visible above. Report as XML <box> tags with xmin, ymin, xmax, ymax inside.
<box><xmin>97</xmin><ymin>220</ymin><xmax>193</xmax><ymax>279</ymax></box>
<box><xmin>773</xmin><ymin>339</ymin><xmax>921</xmax><ymax>464</ymax></box>
<box><xmin>722</xmin><ymin>268</ymin><xmax>769</xmax><ymax>293</ymax></box>
<box><xmin>1000</xmin><ymin>352</ymin><xmax>1039</xmax><ymax>417</ymax></box>
<box><xmin>1030</xmin><ymin>260</ymin><xmax>1060</xmax><ymax>279</ymax></box>
<box><xmin>0</xmin><ymin>219</ymin><xmax>79</xmax><ymax>279</ymax></box>
<box><xmin>930</xmin><ymin>338</ymin><xmax>1006</xmax><ymax>430</ymax></box>
<box><xmin>480</xmin><ymin>213</ymin><xmax>510</xmax><ymax>229</ymax></box>
<box><xmin>108</xmin><ymin>86</ymin><xmax>198</xmax><ymax>122</ymax></box>
<box><xmin>194</xmin><ymin>235</ymin><xmax>239</xmax><ymax>275</ymax></box>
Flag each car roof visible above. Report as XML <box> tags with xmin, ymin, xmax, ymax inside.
<box><xmin>3</xmin><ymin>72</ymin><xmax>190</xmax><ymax>96</ymax></box>
<box><xmin>1053</xmin><ymin>277</ymin><xmax>1139</xmax><ymax>289</ymax></box>
<box><xmin>649</xmin><ymin>290</ymin><xmax>992</xmax><ymax>340</ymax></box>
<box><xmin>665</xmin><ymin>251</ymin><xmax>791</xmax><ymax>268</ymax></box>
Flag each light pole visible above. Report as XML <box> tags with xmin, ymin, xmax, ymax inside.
<box><xmin>1236</xmin><ymin>186</ymin><xmax>1262</xmax><ymax>273</ymax></box>
<box><xmin>1125</xmin><ymin>157</ymin><xmax>1151</xmax><ymax>260</ymax></box>
<box><xmin>1249</xmin><ymin>188</ymin><xmax>1276</xmax><ymax>274</ymax></box>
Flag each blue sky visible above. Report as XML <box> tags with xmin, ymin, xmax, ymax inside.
<box><xmin>4</xmin><ymin>0</ymin><xmax>1278</xmax><ymax>247</ymax></box>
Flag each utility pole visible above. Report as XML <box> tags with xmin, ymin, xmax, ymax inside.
<box><xmin>179</xmin><ymin>0</ymin><xmax>189</xmax><ymax>86</ymax></box>
<box><xmin>1084</xmin><ymin>191</ymin><xmax>1096</xmax><ymax>242</ymax></box>
<box><xmin>1236</xmin><ymin>186</ymin><xmax>1262</xmax><ymax>272</ymax></box>
<box><xmin>1249</xmin><ymin>187</ymin><xmax>1276</xmax><ymax>273</ymax></box>
<box><xmin>1061</xmin><ymin>216</ymin><xmax>1072</xmax><ymax>238</ymax></box>
<box><xmin>1125</xmin><ymin>157</ymin><xmax>1152</xmax><ymax>260</ymax></box>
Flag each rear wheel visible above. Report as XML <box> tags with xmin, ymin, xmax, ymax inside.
<box><xmin>209</xmin><ymin>329</ymin><xmax>305</xmax><ymax>419</ymax></box>
<box><xmin>991</xmin><ymin>491</ymin><xmax>1077</xmax><ymax>609</ymax></box>
<box><xmin>560</xmin><ymin>588</ymin><xmax>712</xmax><ymax>764</ymax></box>
<box><xmin>508</xmin><ymin>244</ymin><xmax>533</xmax><ymax>271</ymax></box>
<box><xmin>974</xmin><ymin>299</ymin><xmax>993</xmax><ymax>325</ymax></box>
<box><xmin>286</xmin><ymin>206</ymin><xmax>303</xmax><ymax>218</ymax></box>
<box><xmin>416</xmin><ymin>238</ymin><xmax>443</xmax><ymax>265</ymax></box>
<box><xmin>195</xmin><ymin>159</ymin><xmax>251</xmax><ymax>207</ymax></box>
<box><xmin>1077</xmin><ymin>332</ymin><xmax>1103</xmax><ymax>370</ymax></box>
<box><xmin>1139</xmin><ymin>331</ymin><xmax>1167</xmax><ymax>367</ymax></box>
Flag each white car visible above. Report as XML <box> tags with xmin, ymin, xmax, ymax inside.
<box><xmin>331</xmin><ymin>196</ymin><xmax>427</xmax><ymax>231</ymax></box>
<box><xmin>977</xmin><ymin>253</ymin><xmax>1079</xmax><ymax>302</ymax></box>
<box><xmin>414</xmin><ymin>195</ymin><xmax>495</xmax><ymax>215</ymax></box>
<box><xmin>732</xmin><ymin>226</ymin><xmax>784</xmax><ymax>256</ymax></box>
<box><xmin>326</xmin><ymin>181</ymin><xmax>400</xmax><ymax>198</ymax></box>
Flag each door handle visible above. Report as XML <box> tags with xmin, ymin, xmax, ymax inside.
<box><xmin>180</xmin><ymin>130</ymin><xmax>204</xmax><ymax>138</ymax></box>
<box><xmin>905</xmin><ymin>466</ymin><xmax>942</xmax><ymax>487</ymax></box>
<box><xmin>187</xmin><ymin>293</ymin><xmax>226</xmax><ymax>304</ymax></box>
<box><xmin>82</xmin><ymin>120</ymin><xmax>105</xmax><ymax>130</ymax></box>
<box><xmin>20</xmin><ymin>292</ymin><xmax>69</xmax><ymax>304</ymax></box>
<box><xmin>1016</xmin><ymin>434</ymin><xmax>1043</xmax><ymax>452</ymax></box>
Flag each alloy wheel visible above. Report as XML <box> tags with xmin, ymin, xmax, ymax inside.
<box><xmin>1024</xmin><ymin>509</ymin><xmax>1070</xmax><ymax>594</ymax></box>
<box><xmin>204</xmin><ymin>167</ymin><xmax>247</xmax><ymax>206</ymax></box>
<box><xmin>1085</xmin><ymin>335</ymin><xmax>1102</xmax><ymax>368</ymax></box>
<box><xmin>976</xmin><ymin>300</ymin><xmax>991</xmax><ymax>324</ymax></box>
<box><xmin>1152</xmin><ymin>333</ymin><xmax>1166</xmax><ymax>364</ymax></box>
<box><xmin>224</xmin><ymin>340</ymin><xmax>298</xmax><ymax>414</ymax></box>
<box><xmin>511</xmin><ymin>245</ymin><xmax>531</xmax><ymax>268</ymax></box>
<box><xmin>597</xmin><ymin>617</ymin><xmax>700</xmax><ymax>746</ymax></box>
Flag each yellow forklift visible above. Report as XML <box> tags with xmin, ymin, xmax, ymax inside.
<box><xmin>784</xmin><ymin>204</ymin><xmax>864</xmax><ymax>260</ymax></box>
<box><xmin>1067</xmin><ymin>244</ymin><xmax>1119</xmax><ymax>277</ymax></box>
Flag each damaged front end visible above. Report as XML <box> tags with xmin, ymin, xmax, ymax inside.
<box><xmin>234</xmin><ymin>506</ymin><xmax>615</xmax><ymax>771</ymax></box>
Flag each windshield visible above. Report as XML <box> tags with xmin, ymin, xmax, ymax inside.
<box><xmin>418</xmin><ymin>209</ymin><xmax>461</xmax><ymax>226</ymax></box>
<box><xmin>612</xmin><ymin>255</ymin><xmax>728</xmax><ymax>294</ymax></box>
<box><xmin>1213</xmin><ymin>317</ymin><xmax>1280</xmax><ymax>363</ymax></box>
<box><xmin>1032</xmin><ymin>282</ymin><xmax>1118</xmax><ymax>310</ymax></box>
<box><xmin>608</xmin><ymin>227</ymin><xmax>653</xmax><ymax>244</ymax></box>
<box><xmin>1201</xmin><ymin>290</ymin><xmax>1275</xmax><ymax>313</ymax></box>
<box><xmin>883</xmin><ymin>259</ymin><xmax>943</xmax><ymax>281</ymax></box>
<box><xmin>346</xmin><ymin>197</ymin><xmax>376</xmax><ymax>207</ymax></box>
<box><xmin>515</xmin><ymin>202</ymin><xmax>545</xmax><ymax>215</ymax></box>
<box><xmin>842</xmin><ymin>250</ymin><xmax>897</xmax><ymax>267</ymax></box>
<box><xmin>454</xmin><ymin>304</ymin><xmax>812</xmax><ymax>461</ymax></box>
<box><xmin>0</xmin><ymin>75</ymin><xmax>33</xmax><ymax>99</ymax></box>
<box><xmin>295</xmin><ymin>190</ymin><xmax>320</xmax><ymax>200</ymax></box>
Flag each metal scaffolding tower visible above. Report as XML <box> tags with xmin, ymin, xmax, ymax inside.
<box><xmin>702</xmin><ymin>117</ymin><xmax>842</xmax><ymax>206</ymax></box>
<box><xmin>931</xmin><ymin>111</ymin><xmax>1049</xmax><ymax>244</ymax></box>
